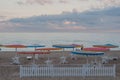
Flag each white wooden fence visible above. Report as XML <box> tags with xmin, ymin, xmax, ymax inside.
<box><xmin>20</xmin><ymin>64</ymin><xmax>116</xmax><ymax>78</ymax></box>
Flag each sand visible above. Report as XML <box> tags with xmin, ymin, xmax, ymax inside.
<box><xmin>0</xmin><ymin>50</ymin><xmax>120</xmax><ymax>80</ymax></box>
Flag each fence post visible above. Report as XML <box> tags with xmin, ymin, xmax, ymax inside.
<box><xmin>113</xmin><ymin>64</ymin><xmax>116</xmax><ymax>77</ymax></box>
<box><xmin>20</xmin><ymin>65</ymin><xmax>22</xmax><ymax>78</ymax></box>
<box><xmin>47</xmin><ymin>64</ymin><xmax>54</xmax><ymax>77</ymax></box>
<box><xmin>82</xmin><ymin>65</ymin><xmax>86</xmax><ymax>78</ymax></box>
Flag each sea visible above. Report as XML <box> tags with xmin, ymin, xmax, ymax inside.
<box><xmin>0</xmin><ymin>32</ymin><xmax>120</xmax><ymax>51</ymax></box>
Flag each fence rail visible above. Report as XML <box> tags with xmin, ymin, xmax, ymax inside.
<box><xmin>20</xmin><ymin>64</ymin><xmax>116</xmax><ymax>78</ymax></box>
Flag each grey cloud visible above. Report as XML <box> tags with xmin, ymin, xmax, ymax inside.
<box><xmin>93</xmin><ymin>0</ymin><xmax>120</xmax><ymax>9</ymax></box>
<box><xmin>17</xmin><ymin>0</ymin><xmax>53</xmax><ymax>5</ymax></box>
<box><xmin>59</xmin><ymin>0</ymin><xmax>69</xmax><ymax>3</ymax></box>
<box><xmin>0</xmin><ymin>16</ymin><xmax>6</xmax><ymax>18</ymax></box>
<box><xmin>17</xmin><ymin>0</ymin><xmax>69</xmax><ymax>5</ymax></box>
<box><xmin>0</xmin><ymin>16</ymin><xmax>7</xmax><ymax>20</ymax></box>
<box><xmin>17</xmin><ymin>1</ymin><xmax>24</xmax><ymax>5</ymax></box>
<box><xmin>6</xmin><ymin>7</ymin><xmax>120</xmax><ymax>32</ymax></box>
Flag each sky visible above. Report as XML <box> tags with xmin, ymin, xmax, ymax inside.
<box><xmin>0</xmin><ymin>0</ymin><xmax>120</xmax><ymax>33</ymax></box>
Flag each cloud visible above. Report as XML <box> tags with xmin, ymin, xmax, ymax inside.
<box><xmin>59</xmin><ymin>0</ymin><xmax>69</xmax><ymax>3</ymax></box>
<box><xmin>17</xmin><ymin>0</ymin><xmax>53</xmax><ymax>5</ymax></box>
<box><xmin>75</xmin><ymin>0</ymin><xmax>120</xmax><ymax>11</ymax></box>
<box><xmin>0</xmin><ymin>16</ymin><xmax>6</xmax><ymax>18</ymax></box>
<box><xmin>17</xmin><ymin>0</ymin><xmax>70</xmax><ymax>5</ymax></box>
<box><xmin>1</xmin><ymin>7</ymin><xmax>120</xmax><ymax>32</ymax></box>
<box><xmin>92</xmin><ymin>0</ymin><xmax>120</xmax><ymax>9</ymax></box>
<box><xmin>16</xmin><ymin>0</ymin><xmax>120</xmax><ymax>14</ymax></box>
<box><xmin>16</xmin><ymin>0</ymin><xmax>76</xmax><ymax>5</ymax></box>
<box><xmin>0</xmin><ymin>16</ymin><xmax>8</xmax><ymax>21</ymax></box>
<box><xmin>102</xmin><ymin>0</ymin><xmax>120</xmax><ymax>7</ymax></box>
<box><xmin>63</xmin><ymin>21</ymin><xmax>76</xmax><ymax>25</ymax></box>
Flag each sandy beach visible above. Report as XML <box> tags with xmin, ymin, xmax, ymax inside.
<box><xmin>0</xmin><ymin>50</ymin><xmax>120</xmax><ymax>80</ymax></box>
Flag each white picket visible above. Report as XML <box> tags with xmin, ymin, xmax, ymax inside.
<box><xmin>20</xmin><ymin>64</ymin><xmax>116</xmax><ymax>78</ymax></box>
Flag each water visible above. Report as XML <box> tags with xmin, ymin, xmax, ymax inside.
<box><xmin>0</xmin><ymin>32</ymin><xmax>120</xmax><ymax>51</ymax></box>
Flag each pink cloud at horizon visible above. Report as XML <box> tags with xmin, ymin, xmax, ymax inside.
<box><xmin>64</xmin><ymin>21</ymin><xmax>76</xmax><ymax>25</ymax></box>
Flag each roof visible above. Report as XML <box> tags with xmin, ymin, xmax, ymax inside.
<box><xmin>93</xmin><ymin>44</ymin><xmax>118</xmax><ymax>48</ymax></box>
<box><xmin>52</xmin><ymin>44</ymin><xmax>83</xmax><ymax>48</ymax></box>
<box><xmin>35</xmin><ymin>48</ymin><xmax>62</xmax><ymax>51</ymax></box>
<box><xmin>71</xmin><ymin>51</ymin><xmax>104</xmax><ymax>56</ymax></box>
<box><xmin>18</xmin><ymin>51</ymin><xmax>50</xmax><ymax>54</ymax></box>
<box><xmin>83</xmin><ymin>47</ymin><xmax>110</xmax><ymax>52</ymax></box>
